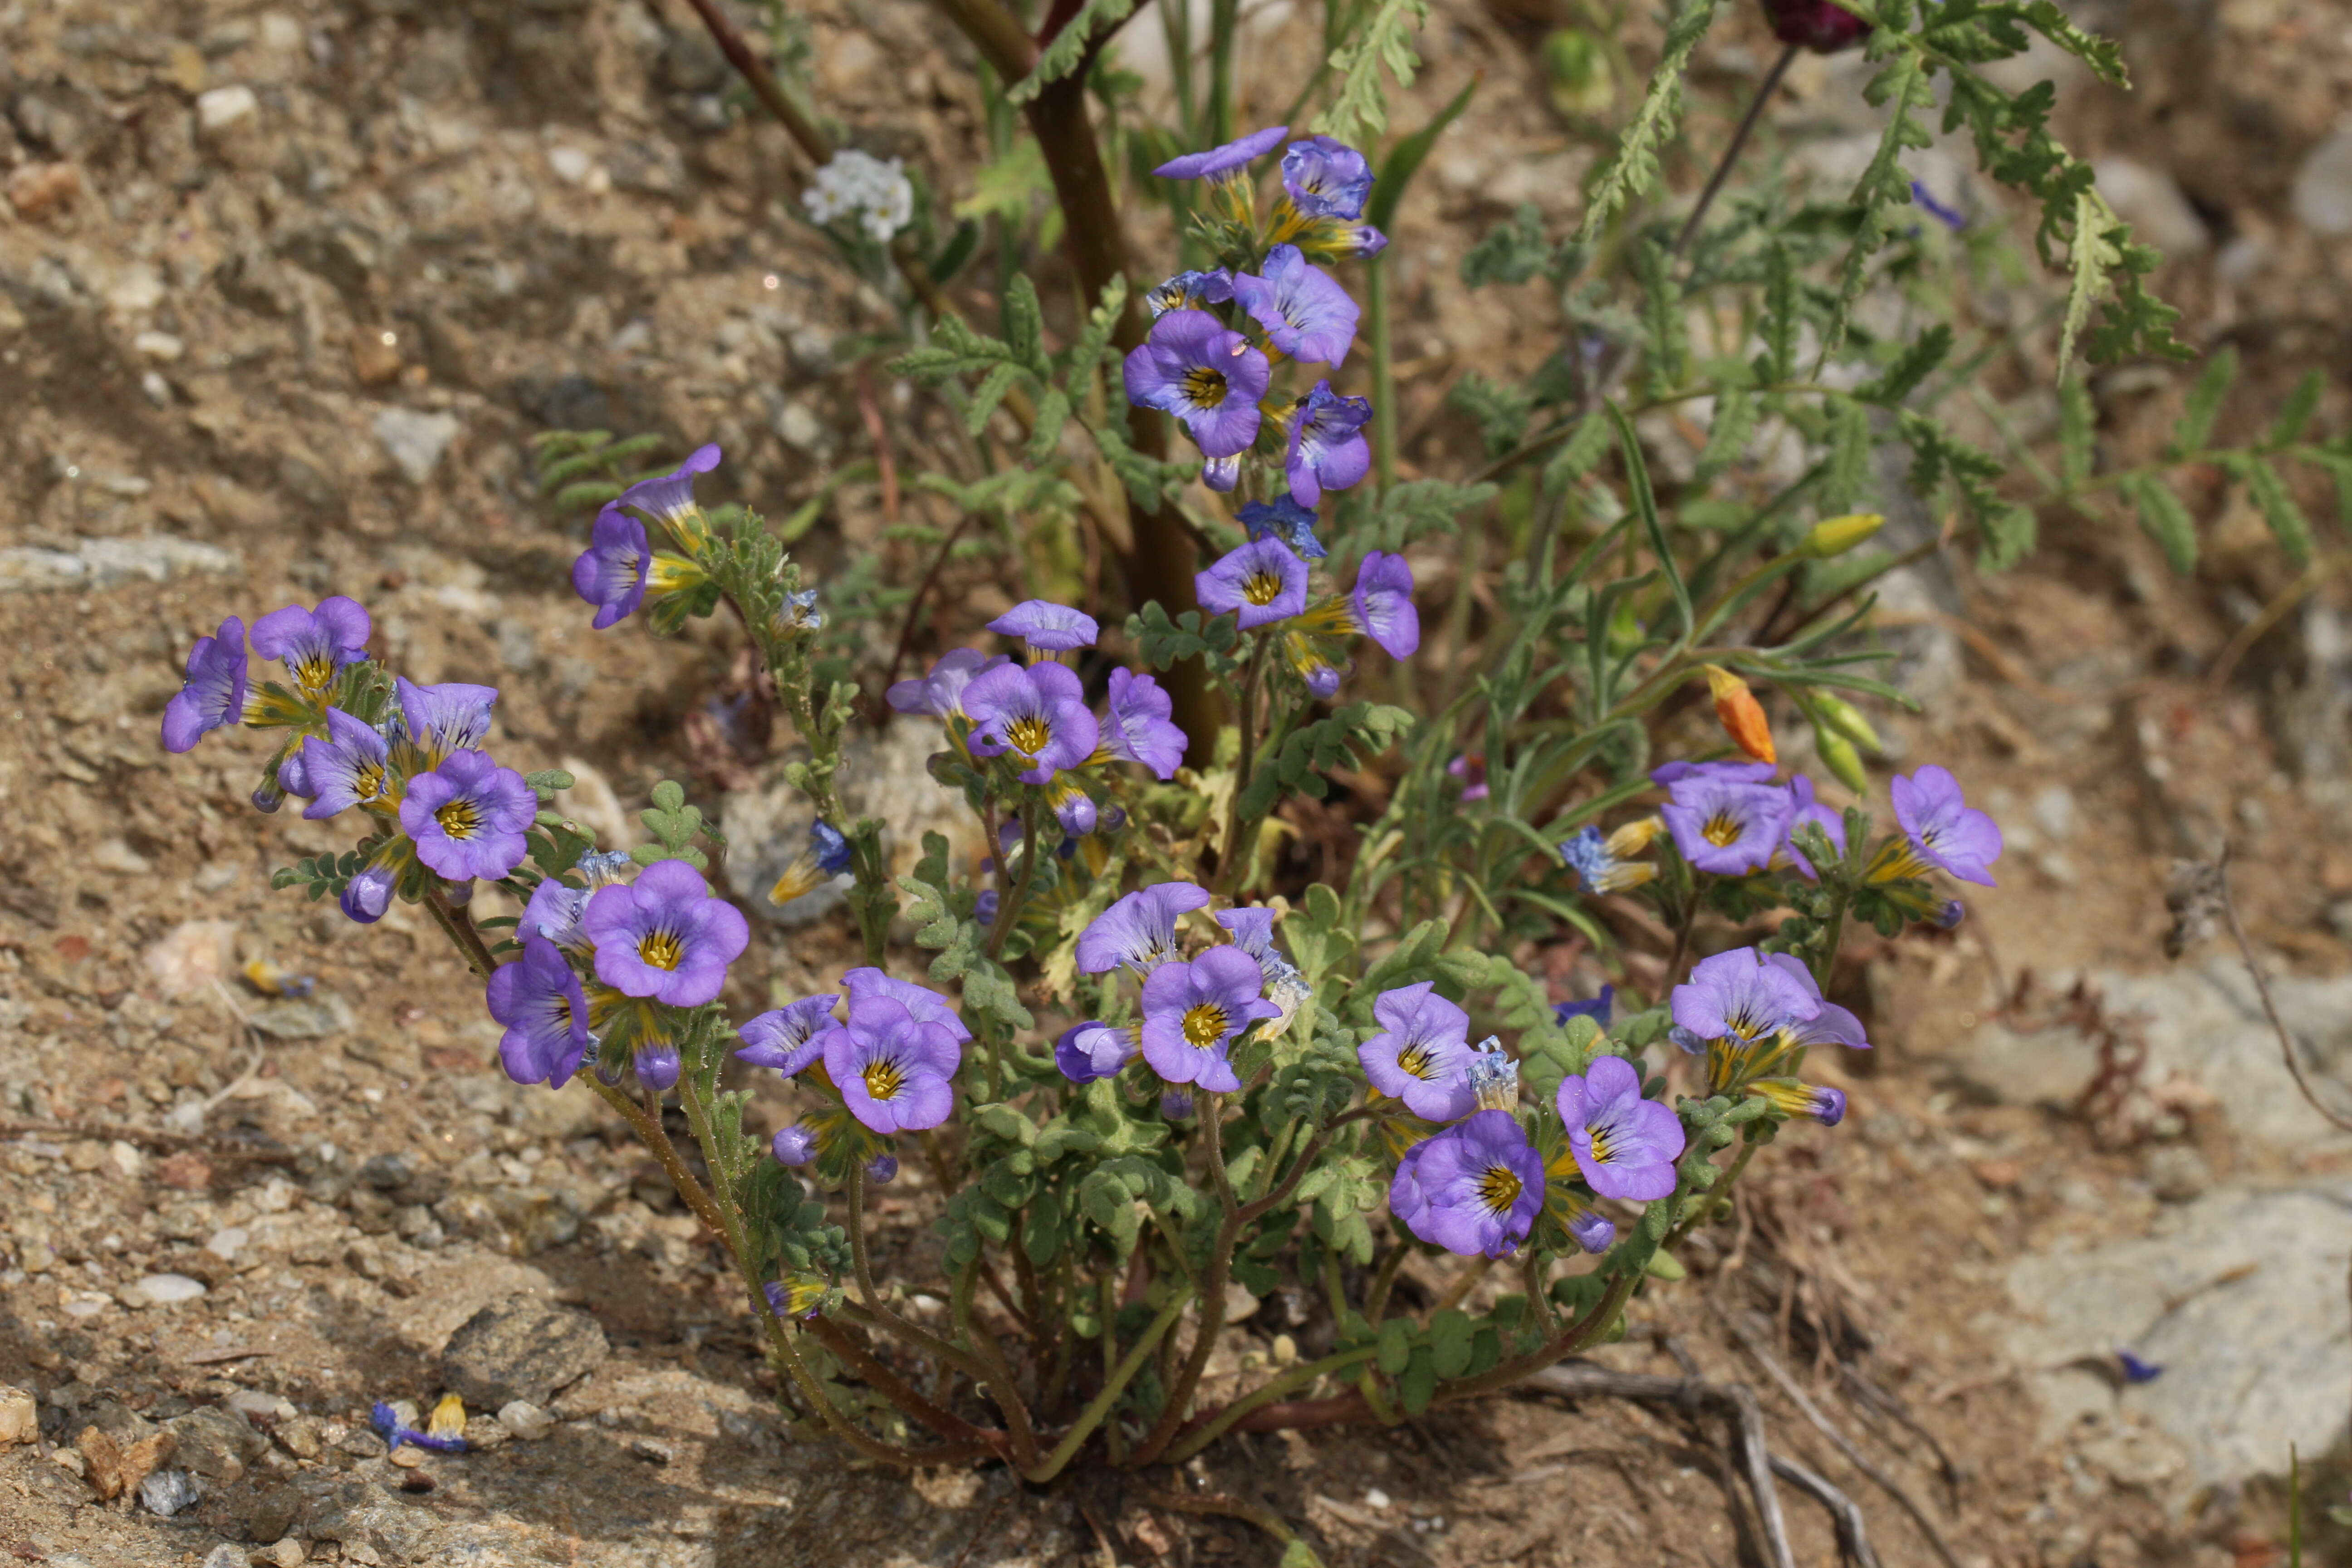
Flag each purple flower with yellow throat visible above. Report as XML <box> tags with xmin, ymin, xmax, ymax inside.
<box><xmin>162</xmin><ymin>616</ymin><xmax>249</xmax><ymax>753</ymax></box>
<box><xmin>1659</xmin><ymin>768</ymin><xmax>1793</xmax><ymax>876</ymax></box>
<box><xmin>400</xmin><ymin>750</ymin><xmax>534</xmax><ymax>882</ymax></box>
<box><xmin>1358</xmin><ymin>981</ymin><xmax>1477</xmax><ymax>1122</ymax></box>
<box><xmin>1877</xmin><ymin>764</ymin><xmax>2003</xmax><ymax>887</ymax></box>
<box><xmin>1281</xmin><ymin>135</ymin><xmax>1373</xmax><ymax>220</ymax></box>
<box><xmin>573</xmin><ymin>506</ymin><xmax>653</xmax><ymax>630</ymax></box>
<box><xmin>1153</xmin><ymin>124</ymin><xmax>1288</xmax><ymax>181</ymax></box>
<box><xmin>250</xmin><ymin>598</ymin><xmax>370</xmax><ymax>697</ymax></box>
<box><xmin>486</xmin><ymin>934</ymin><xmax>593</xmax><ymax>1087</ymax></box>
<box><xmin>735</xmin><ymin>994</ymin><xmax>843</xmax><ymax>1078</ymax></box>
<box><xmin>1198</xmin><ymin>538</ymin><xmax>1309</xmax><ymax>630</ymax></box>
<box><xmin>296</xmin><ymin>708</ymin><xmax>393</xmax><ymax>820</ymax></box>
<box><xmin>1670</xmin><ymin>948</ymin><xmax>1868</xmax><ymax>1094</ymax></box>
<box><xmin>1232</xmin><ymin>245</ymin><xmax>1360</xmax><ymax>367</ymax></box>
<box><xmin>1555</xmin><ymin>1055</ymin><xmax>1685</xmax><ymax>1201</ymax></box>
<box><xmin>612</xmin><ymin>442</ymin><xmax>723</xmax><ymax>548</ymax></box>
<box><xmin>843</xmin><ymin>967</ymin><xmax>971</xmax><ymax>1043</ymax></box>
<box><xmin>1123</xmin><ymin>309</ymin><xmax>1269</xmax><ymax>475</ymax></box>
<box><xmin>1078</xmin><ymin>882</ymin><xmax>1211</xmax><ymax>975</ymax></box>
<box><xmin>825</xmin><ymin>994</ymin><xmax>960</xmax><ymax>1134</ymax></box>
<box><xmin>1101</xmin><ymin>667</ymin><xmax>1186</xmax><ymax>780</ymax></box>
<box><xmin>1284</xmin><ymin>381</ymin><xmax>1372</xmax><ymax>509</ymax></box>
<box><xmin>393</xmin><ymin>678</ymin><xmax>496</xmax><ymax>769</ymax></box>
<box><xmin>960</xmin><ymin>660</ymin><xmax>1098</xmax><ymax>784</ymax></box>
<box><xmin>1139</xmin><ymin>946</ymin><xmax>1276</xmax><ymax>1091</ymax></box>
<box><xmin>583</xmin><ymin>858</ymin><xmax>750</xmax><ymax>1008</ymax></box>
<box><xmin>1390</xmin><ymin>1111</ymin><xmax>1545</xmax><ymax>1258</ymax></box>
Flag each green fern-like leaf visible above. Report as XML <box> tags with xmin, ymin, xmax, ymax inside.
<box><xmin>1574</xmin><ymin>0</ymin><xmax>1721</xmax><ymax>243</ymax></box>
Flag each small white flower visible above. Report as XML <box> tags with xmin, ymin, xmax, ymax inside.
<box><xmin>804</xmin><ymin>150</ymin><xmax>914</xmax><ymax>243</ymax></box>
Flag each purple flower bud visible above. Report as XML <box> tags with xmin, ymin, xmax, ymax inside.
<box><xmin>1055</xmin><ymin>1021</ymin><xmax>1138</xmax><ymax>1084</ymax></box>
<box><xmin>1152</xmin><ymin>124</ymin><xmax>1288</xmax><ymax>181</ymax></box>
<box><xmin>1937</xmin><ymin>899</ymin><xmax>1966</xmax><ymax>929</ymax></box>
<box><xmin>864</xmin><ymin>1153</ymin><xmax>900</xmax><ymax>1185</ymax></box>
<box><xmin>2117</xmin><ymin>1350</ymin><xmax>2162</xmax><ymax>1384</ymax></box>
<box><xmin>1567</xmin><ymin>1207</ymin><xmax>1616</xmax><ymax>1254</ymax></box>
<box><xmin>988</xmin><ymin>600</ymin><xmax>1098</xmax><ymax>653</ymax></box>
<box><xmin>1760</xmin><ymin>0</ymin><xmax>1869</xmax><ymax>52</ymax></box>
<box><xmin>634</xmin><ymin>1042</ymin><xmax>681</xmax><ymax>1093</ymax></box>
<box><xmin>1159</xmin><ymin>1088</ymin><xmax>1194</xmax><ymax>1120</ymax></box>
<box><xmin>341</xmin><ymin>864</ymin><xmax>396</xmax><ymax>925</ymax></box>
<box><xmin>974</xmin><ymin>889</ymin><xmax>999</xmax><ymax>926</ymax></box>
<box><xmin>772</xmin><ymin>1124</ymin><xmax>818</xmax><ymax>1165</ymax></box>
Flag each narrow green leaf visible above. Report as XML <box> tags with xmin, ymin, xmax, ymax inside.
<box><xmin>1312</xmin><ymin>0</ymin><xmax>1432</xmax><ymax>148</ymax></box>
<box><xmin>2237</xmin><ymin>456</ymin><xmax>2314</xmax><ymax>567</ymax></box>
<box><xmin>1574</xmin><ymin>0</ymin><xmax>1722</xmax><ymax>242</ymax></box>
<box><xmin>1008</xmin><ymin>0</ymin><xmax>1139</xmax><ymax>103</ymax></box>
<box><xmin>2057</xmin><ymin>375</ymin><xmax>2095</xmax><ymax>491</ymax></box>
<box><xmin>2168</xmin><ymin>344</ymin><xmax>2236</xmax><ymax>458</ymax></box>
<box><xmin>2268</xmin><ymin>368</ymin><xmax>2326</xmax><ymax>450</ymax></box>
<box><xmin>1759</xmin><ymin>241</ymin><xmax>1797</xmax><ymax>385</ymax></box>
<box><xmin>2129</xmin><ymin>474</ymin><xmax>2197</xmax><ymax>574</ymax></box>
<box><xmin>1605</xmin><ymin>401</ymin><xmax>1691</xmax><ymax>640</ymax></box>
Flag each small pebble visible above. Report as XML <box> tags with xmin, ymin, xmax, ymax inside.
<box><xmin>631</xmin><ymin>1437</ymin><xmax>676</xmax><ymax>1465</ymax></box>
<box><xmin>496</xmin><ymin>1400</ymin><xmax>552</xmax><ymax>1441</ymax></box>
<box><xmin>386</xmin><ymin>1446</ymin><xmax>425</xmax><ymax>1470</ymax></box>
<box><xmin>1363</xmin><ymin>1487</ymin><xmax>1391</xmax><ymax>1509</ymax></box>
<box><xmin>400</xmin><ymin>1471</ymin><xmax>436</xmax><ymax>1494</ymax></box>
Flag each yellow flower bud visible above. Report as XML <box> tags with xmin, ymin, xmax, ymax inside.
<box><xmin>1798</xmin><ymin>513</ymin><xmax>1885</xmax><ymax>558</ymax></box>
<box><xmin>1700</xmin><ymin>665</ymin><xmax>1776</xmax><ymax>764</ymax></box>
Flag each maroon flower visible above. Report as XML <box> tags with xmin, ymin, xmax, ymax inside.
<box><xmin>1762</xmin><ymin>0</ymin><xmax>1869</xmax><ymax>51</ymax></box>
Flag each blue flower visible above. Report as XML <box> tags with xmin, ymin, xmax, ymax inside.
<box><xmin>162</xmin><ymin>617</ymin><xmax>249</xmax><ymax>754</ymax></box>
<box><xmin>1100</xmin><ymin>668</ymin><xmax>1186</xmax><ymax>780</ymax></box>
<box><xmin>485</xmin><ymin>935</ymin><xmax>593</xmax><ymax>1087</ymax></box>
<box><xmin>1238</xmin><ymin>495</ymin><xmax>1327</xmax><ymax>560</ymax></box>
<box><xmin>1554</xmin><ymin>985</ymin><xmax>1614</xmax><ymax>1027</ymax></box>
<box><xmin>295</xmin><ymin>709</ymin><xmax>393</xmax><ymax>820</ymax></box>
<box><xmin>1197</xmin><ymin>538</ymin><xmax>1309</xmax><ymax>630</ymax></box>
<box><xmin>886</xmin><ymin>647</ymin><xmax>1009</xmax><ymax>718</ymax></box>
<box><xmin>613</xmin><ymin>442</ymin><xmax>723</xmax><ymax>549</ymax></box>
<box><xmin>1146</xmin><ymin>269</ymin><xmax>1235</xmax><ymax>318</ymax></box>
<box><xmin>1153</xmin><ymin>124</ymin><xmax>1288</xmax><ymax>181</ymax></box>
<box><xmin>1232</xmin><ymin>245</ymin><xmax>1360</xmax><ymax>367</ymax></box>
<box><xmin>1281</xmin><ymin>135</ymin><xmax>1373</xmax><ymax>220</ymax></box>
<box><xmin>250</xmin><ymin>598</ymin><xmax>371</xmax><ymax>697</ymax></box>
<box><xmin>737</xmin><ymin>994</ymin><xmax>844</xmax><ymax>1077</ymax></box>
<box><xmin>392</xmin><ymin>678</ymin><xmax>497</xmax><ymax>770</ymax></box>
<box><xmin>1910</xmin><ymin>180</ymin><xmax>1967</xmax><ymax>230</ymax></box>
<box><xmin>1558</xmin><ymin>822</ymin><xmax>1661</xmax><ymax>895</ymax></box>
<box><xmin>1284</xmin><ymin>381</ymin><xmax>1372</xmax><ymax>509</ymax></box>
<box><xmin>1077</xmin><ymin>882</ymin><xmax>1212</xmax><ymax>974</ymax></box>
<box><xmin>340</xmin><ymin>862</ymin><xmax>396</xmax><ymax>925</ymax></box>
<box><xmin>1123</xmin><ymin>309</ymin><xmax>1270</xmax><ymax>463</ymax></box>
<box><xmin>988</xmin><ymin>599</ymin><xmax>1099</xmax><ymax>653</ymax></box>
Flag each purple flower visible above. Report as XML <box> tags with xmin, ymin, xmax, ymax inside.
<box><xmin>767</xmin><ymin>1276</ymin><xmax>828</xmax><ymax>1319</ymax></box>
<box><xmin>1139</xmin><ymin>947</ymin><xmax>1275</xmax><ymax>1091</ymax></box>
<box><xmin>1215</xmin><ymin>906</ymin><xmax>1279</xmax><ymax>969</ymax></box>
<box><xmin>1102</xmin><ymin>668</ymin><xmax>1186</xmax><ymax>780</ymax></box>
<box><xmin>772</xmin><ymin>1124</ymin><xmax>817</xmax><ymax>1165</ymax></box>
<box><xmin>613</xmin><ymin>442</ymin><xmax>722</xmax><ymax>543</ymax></box>
<box><xmin>1284</xmin><ymin>382</ymin><xmax>1372</xmax><ymax>509</ymax></box>
<box><xmin>974</xmin><ymin>888</ymin><xmax>999</xmax><ymax>926</ymax></box>
<box><xmin>989</xmin><ymin>599</ymin><xmax>1099</xmax><ymax>653</ymax></box>
<box><xmin>1198</xmin><ymin>538</ymin><xmax>1309</xmax><ymax>630</ymax></box>
<box><xmin>1232</xmin><ymin>245</ymin><xmax>1360</xmax><ymax>367</ymax></box>
<box><xmin>1887</xmin><ymin>765</ymin><xmax>2003</xmax><ymax>887</ymax></box>
<box><xmin>736</xmin><ymin>994</ymin><xmax>843</xmax><ymax>1076</ymax></box>
<box><xmin>1447</xmin><ymin>753</ymin><xmax>1489</xmax><ymax>803</ymax></box>
<box><xmin>843</xmin><ymin>967</ymin><xmax>972</xmax><ymax>1042</ymax></box>
<box><xmin>162</xmin><ymin>617</ymin><xmax>249</xmax><ymax>753</ymax></box>
<box><xmin>634</xmin><ymin>1043</ymin><xmax>681</xmax><ymax>1092</ymax></box>
<box><xmin>394</xmin><ymin>678</ymin><xmax>497</xmax><ymax>768</ymax></box>
<box><xmin>960</xmin><ymin>660</ymin><xmax>1100</xmax><ymax>784</ymax></box>
<box><xmin>1281</xmin><ymin>135</ymin><xmax>1373</xmax><ymax>220</ymax></box>
<box><xmin>1146</xmin><ymin>269</ymin><xmax>1235</xmax><ymax>317</ymax></box>
<box><xmin>1780</xmin><ymin>774</ymin><xmax>1848</xmax><ymax>878</ymax></box>
<box><xmin>1554</xmin><ymin>985</ymin><xmax>1614</xmax><ymax>1027</ymax></box>
<box><xmin>1389</xmin><ymin>1110</ymin><xmax>1546</xmax><ymax>1258</ymax></box>
<box><xmin>1563</xmin><ymin>1200</ymin><xmax>1616</xmax><ymax>1254</ymax></box>
<box><xmin>825</xmin><ymin>995</ymin><xmax>960</xmax><ymax>1133</ymax></box>
<box><xmin>1160</xmin><ymin>1088</ymin><xmax>1195</xmax><ymax>1120</ymax></box>
<box><xmin>583</xmin><ymin>859</ymin><xmax>751</xmax><ymax>1008</ymax></box>
<box><xmin>1122</xmin><ymin>309</ymin><xmax>1269</xmax><ymax>460</ymax></box>
<box><xmin>1650</xmin><ymin>760</ymin><xmax>1778</xmax><ymax>786</ymax></box>
<box><xmin>1239</xmin><ymin>495</ymin><xmax>1327</xmax><ymax>560</ymax></box>
<box><xmin>400</xmin><ymin>750</ymin><xmax>535</xmax><ymax>882</ymax></box>
<box><xmin>250</xmin><ymin>598</ymin><xmax>371</xmax><ymax>695</ymax></box>
<box><xmin>1351</xmin><ymin>551</ymin><xmax>1418</xmax><ymax>658</ymax></box>
<box><xmin>1749</xmin><ymin>1079</ymin><xmax>1848</xmax><ymax>1125</ymax></box>
<box><xmin>1153</xmin><ymin>124</ymin><xmax>1288</xmax><ymax>181</ymax></box>
<box><xmin>296</xmin><ymin>708</ymin><xmax>392</xmax><ymax>820</ymax></box>
<box><xmin>2117</xmin><ymin>1350</ymin><xmax>2163</xmax><ymax>1384</ymax></box>
<box><xmin>1556</xmin><ymin>1055</ymin><xmax>1685</xmax><ymax>1202</ymax></box>
<box><xmin>770</xmin><ymin>819</ymin><xmax>855</xmax><ymax>906</ymax></box>
<box><xmin>866</xmin><ymin>1153</ymin><xmax>900</xmax><ymax>1185</ymax></box>
<box><xmin>1671</xmin><ymin>947</ymin><xmax>1868</xmax><ymax>1052</ymax></box>
<box><xmin>1358</xmin><ymin>982</ymin><xmax>1477</xmax><ymax>1122</ymax></box>
<box><xmin>573</xmin><ymin>506</ymin><xmax>652</xmax><ymax>630</ymax></box>
<box><xmin>1343</xmin><ymin>225</ymin><xmax>1387</xmax><ymax>259</ymax></box>
<box><xmin>1659</xmin><ymin>771</ymin><xmax>1793</xmax><ymax>876</ymax></box>
<box><xmin>341</xmin><ymin>863</ymin><xmax>395</xmax><ymax>924</ymax></box>
<box><xmin>887</xmin><ymin>647</ymin><xmax>1009</xmax><ymax>718</ymax></box>
<box><xmin>486</xmin><ymin>935</ymin><xmax>593</xmax><ymax>1087</ymax></box>
<box><xmin>524</xmin><ymin>877</ymin><xmax>592</xmax><ymax>953</ymax></box>
<box><xmin>1055</xmin><ymin>1021</ymin><xmax>1138</xmax><ymax>1083</ymax></box>
<box><xmin>1078</xmin><ymin>881</ymin><xmax>1212</xmax><ymax>974</ymax></box>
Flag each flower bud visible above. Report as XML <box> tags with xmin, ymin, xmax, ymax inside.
<box><xmin>1797</xmin><ymin>512</ymin><xmax>1885</xmax><ymax>558</ymax></box>
<box><xmin>1813</xmin><ymin>726</ymin><xmax>1870</xmax><ymax>796</ymax></box>
<box><xmin>1811</xmin><ymin>692</ymin><xmax>1883</xmax><ymax>753</ymax></box>
<box><xmin>1701</xmin><ymin>665</ymin><xmax>1776</xmax><ymax>764</ymax></box>
<box><xmin>1760</xmin><ymin>0</ymin><xmax>1870</xmax><ymax>54</ymax></box>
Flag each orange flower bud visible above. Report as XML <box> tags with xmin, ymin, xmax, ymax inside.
<box><xmin>1701</xmin><ymin>664</ymin><xmax>1776</xmax><ymax>764</ymax></box>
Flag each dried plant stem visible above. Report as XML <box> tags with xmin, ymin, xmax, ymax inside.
<box><xmin>2215</xmin><ymin>851</ymin><xmax>2352</xmax><ymax>1134</ymax></box>
<box><xmin>1671</xmin><ymin>44</ymin><xmax>1801</xmax><ymax>262</ymax></box>
<box><xmin>1135</xmin><ymin>1486</ymin><xmax>1308</xmax><ymax>1552</ymax></box>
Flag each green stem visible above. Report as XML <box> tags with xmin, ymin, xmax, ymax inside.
<box><xmin>424</xmin><ymin>887</ymin><xmax>498</xmax><ymax>980</ymax></box>
<box><xmin>1221</xmin><ymin>638</ymin><xmax>1271</xmax><ymax>897</ymax></box>
<box><xmin>1024</xmin><ymin>1289</ymin><xmax>1191</xmax><ymax>1482</ymax></box>
<box><xmin>1369</xmin><ymin>256</ymin><xmax>1396</xmax><ymax>495</ymax></box>
<box><xmin>1812</xmin><ymin>885</ymin><xmax>1851</xmax><ymax>993</ymax></box>
<box><xmin>987</xmin><ymin>793</ymin><xmax>1044</xmax><ymax>959</ymax></box>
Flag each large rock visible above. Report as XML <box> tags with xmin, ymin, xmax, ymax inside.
<box><xmin>1942</xmin><ymin>958</ymin><xmax>2352</xmax><ymax>1147</ymax></box>
<box><xmin>164</xmin><ymin>1404</ymin><xmax>265</xmax><ymax>1482</ymax></box>
<box><xmin>307</xmin><ymin>1480</ymin><xmax>442</xmax><ymax>1564</ymax></box>
<box><xmin>441</xmin><ymin>1299</ymin><xmax>609</xmax><ymax>1408</ymax></box>
<box><xmin>2007</xmin><ymin>1185</ymin><xmax>2352</xmax><ymax>1494</ymax></box>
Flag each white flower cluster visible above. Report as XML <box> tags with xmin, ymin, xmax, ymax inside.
<box><xmin>802</xmin><ymin>150</ymin><xmax>914</xmax><ymax>244</ymax></box>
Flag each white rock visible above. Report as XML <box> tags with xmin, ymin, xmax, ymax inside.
<box><xmin>495</xmin><ymin>1400</ymin><xmax>552</xmax><ymax>1441</ymax></box>
<box><xmin>227</xmin><ymin>1390</ymin><xmax>298</xmax><ymax>1422</ymax></box>
<box><xmin>2092</xmin><ymin>157</ymin><xmax>2209</xmax><ymax>255</ymax></box>
<box><xmin>546</xmin><ymin>145</ymin><xmax>596</xmax><ymax>186</ymax></box>
<box><xmin>205</xmin><ymin>1225</ymin><xmax>250</xmax><ymax>1261</ymax></box>
<box><xmin>93</xmin><ymin>838</ymin><xmax>152</xmax><ymax>875</ymax></box>
<box><xmin>135</xmin><ymin>330</ymin><xmax>185</xmax><ymax>362</ymax></box>
<box><xmin>109</xmin><ymin>1141</ymin><xmax>143</xmax><ymax>1179</ymax></box>
<box><xmin>122</xmin><ymin>1273</ymin><xmax>209</xmax><ymax>1308</ymax></box>
<box><xmin>0</xmin><ymin>548</ymin><xmax>85</xmax><ymax>592</ymax></box>
<box><xmin>374</xmin><ymin>407</ymin><xmax>461</xmax><ymax>485</ymax></box>
<box><xmin>2291</xmin><ymin>117</ymin><xmax>2352</xmax><ymax>236</ymax></box>
<box><xmin>143</xmin><ymin>920</ymin><xmax>241</xmax><ymax>996</ymax></box>
<box><xmin>196</xmin><ymin>84</ymin><xmax>259</xmax><ymax>133</ymax></box>
<box><xmin>2031</xmin><ymin>784</ymin><xmax>2078</xmax><ymax>841</ymax></box>
<box><xmin>0</xmin><ymin>1384</ymin><xmax>36</xmax><ymax>1446</ymax></box>
<box><xmin>73</xmin><ymin>535</ymin><xmax>244</xmax><ymax>592</ymax></box>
